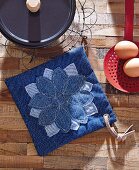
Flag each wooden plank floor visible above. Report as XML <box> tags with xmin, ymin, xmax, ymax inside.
<box><xmin>0</xmin><ymin>0</ymin><xmax>139</xmax><ymax>169</ymax></box>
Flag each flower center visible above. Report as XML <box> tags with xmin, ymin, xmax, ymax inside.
<box><xmin>58</xmin><ymin>93</ymin><xmax>68</xmax><ymax>105</ymax></box>
<box><xmin>53</xmin><ymin>92</ymin><xmax>69</xmax><ymax>107</ymax></box>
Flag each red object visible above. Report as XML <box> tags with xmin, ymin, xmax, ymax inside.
<box><xmin>104</xmin><ymin>0</ymin><xmax>139</xmax><ymax>93</ymax></box>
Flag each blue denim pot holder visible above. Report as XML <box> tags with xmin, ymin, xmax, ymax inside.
<box><xmin>5</xmin><ymin>47</ymin><xmax>117</xmax><ymax>156</ymax></box>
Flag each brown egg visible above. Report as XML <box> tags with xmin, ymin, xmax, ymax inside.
<box><xmin>123</xmin><ymin>58</ymin><xmax>139</xmax><ymax>77</ymax></box>
<box><xmin>114</xmin><ymin>41</ymin><xmax>138</xmax><ymax>59</ymax></box>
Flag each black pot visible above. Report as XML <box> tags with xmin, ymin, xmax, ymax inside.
<box><xmin>0</xmin><ymin>0</ymin><xmax>76</xmax><ymax>48</ymax></box>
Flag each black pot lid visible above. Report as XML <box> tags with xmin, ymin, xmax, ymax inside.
<box><xmin>0</xmin><ymin>0</ymin><xmax>76</xmax><ymax>48</ymax></box>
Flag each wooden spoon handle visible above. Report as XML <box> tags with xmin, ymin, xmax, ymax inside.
<box><xmin>26</xmin><ymin>0</ymin><xmax>41</xmax><ymax>13</ymax></box>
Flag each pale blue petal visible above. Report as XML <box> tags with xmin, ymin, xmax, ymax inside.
<box><xmin>43</xmin><ymin>68</ymin><xmax>53</xmax><ymax>80</ymax></box>
<box><xmin>30</xmin><ymin>108</ymin><xmax>41</xmax><ymax>118</ymax></box>
<box><xmin>84</xmin><ymin>102</ymin><xmax>98</xmax><ymax>116</ymax></box>
<box><xmin>80</xmin><ymin>81</ymin><xmax>93</xmax><ymax>92</ymax></box>
<box><xmin>25</xmin><ymin>83</ymin><xmax>39</xmax><ymax>98</ymax></box>
<box><xmin>64</xmin><ymin>63</ymin><xmax>78</xmax><ymax>76</ymax></box>
<box><xmin>45</xmin><ymin>123</ymin><xmax>60</xmax><ymax>137</ymax></box>
<box><xmin>70</xmin><ymin>103</ymin><xmax>88</xmax><ymax>124</ymax></box>
<box><xmin>70</xmin><ymin>91</ymin><xmax>94</xmax><ymax>107</ymax></box>
<box><xmin>70</xmin><ymin>120</ymin><xmax>80</xmax><ymax>131</ymax></box>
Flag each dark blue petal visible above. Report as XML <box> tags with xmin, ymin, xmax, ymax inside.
<box><xmin>36</xmin><ymin>76</ymin><xmax>56</xmax><ymax>97</ymax></box>
<box><xmin>52</xmin><ymin>68</ymin><xmax>68</xmax><ymax>93</ymax></box>
<box><xmin>70</xmin><ymin>91</ymin><xmax>94</xmax><ymax>106</ymax></box>
<box><xmin>38</xmin><ymin>105</ymin><xmax>58</xmax><ymax>126</ymax></box>
<box><xmin>55</xmin><ymin>108</ymin><xmax>71</xmax><ymax>133</ymax></box>
<box><xmin>64</xmin><ymin>75</ymin><xmax>85</xmax><ymax>95</ymax></box>
<box><xmin>28</xmin><ymin>93</ymin><xmax>52</xmax><ymax>109</ymax></box>
<box><xmin>69</xmin><ymin>103</ymin><xmax>87</xmax><ymax>123</ymax></box>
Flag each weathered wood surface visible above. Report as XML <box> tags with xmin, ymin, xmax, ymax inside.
<box><xmin>0</xmin><ymin>0</ymin><xmax>139</xmax><ymax>169</ymax></box>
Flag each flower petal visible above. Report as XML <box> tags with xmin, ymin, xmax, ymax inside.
<box><xmin>52</xmin><ymin>68</ymin><xmax>68</xmax><ymax>92</ymax></box>
<box><xmin>70</xmin><ymin>120</ymin><xmax>80</xmax><ymax>131</ymax></box>
<box><xmin>64</xmin><ymin>63</ymin><xmax>78</xmax><ymax>76</ymax></box>
<box><xmin>64</xmin><ymin>75</ymin><xmax>85</xmax><ymax>95</ymax></box>
<box><xmin>38</xmin><ymin>105</ymin><xmax>57</xmax><ymax>126</ymax></box>
<box><xmin>55</xmin><ymin>108</ymin><xmax>71</xmax><ymax>133</ymax></box>
<box><xmin>25</xmin><ymin>83</ymin><xmax>39</xmax><ymax>98</ymax></box>
<box><xmin>43</xmin><ymin>68</ymin><xmax>53</xmax><ymax>80</ymax></box>
<box><xmin>84</xmin><ymin>102</ymin><xmax>98</xmax><ymax>116</ymax></box>
<box><xmin>45</xmin><ymin>123</ymin><xmax>60</xmax><ymax>137</ymax></box>
<box><xmin>36</xmin><ymin>76</ymin><xmax>56</xmax><ymax>97</ymax></box>
<box><xmin>28</xmin><ymin>93</ymin><xmax>52</xmax><ymax>109</ymax></box>
<box><xmin>80</xmin><ymin>81</ymin><xmax>93</xmax><ymax>92</ymax></box>
<box><xmin>70</xmin><ymin>103</ymin><xmax>87</xmax><ymax>124</ymax></box>
<box><xmin>70</xmin><ymin>91</ymin><xmax>94</xmax><ymax>106</ymax></box>
<box><xmin>30</xmin><ymin>108</ymin><xmax>41</xmax><ymax>118</ymax></box>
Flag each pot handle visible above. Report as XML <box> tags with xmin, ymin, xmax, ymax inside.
<box><xmin>124</xmin><ymin>0</ymin><xmax>134</xmax><ymax>41</ymax></box>
<box><xmin>26</xmin><ymin>0</ymin><xmax>41</xmax><ymax>13</ymax></box>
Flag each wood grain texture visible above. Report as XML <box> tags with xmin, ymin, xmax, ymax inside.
<box><xmin>44</xmin><ymin>156</ymin><xmax>107</xmax><ymax>170</ymax></box>
<box><xmin>27</xmin><ymin>143</ymin><xmax>139</xmax><ymax>158</ymax></box>
<box><xmin>0</xmin><ymin>81</ymin><xmax>7</xmax><ymax>92</ymax></box>
<box><xmin>0</xmin><ymin>130</ymin><xmax>32</xmax><ymax>143</ymax></box>
<box><xmin>107</xmin><ymin>157</ymin><xmax>139</xmax><ymax>170</ymax></box>
<box><xmin>0</xmin><ymin>0</ymin><xmax>139</xmax><ymax>169</ymax></box>
<box><xmin>0</xmin><ymin>169</ymin><xmax>33</xmax><ymax>170</ymax></box>
<box><xmin>0</xmin><ymin>58</ymin><xmax>20</xmax><ymax>70</ymax></box>
<box><xmin>0</xmin><ymin>143</ymin><xmax>27</xmax><ymax>156</ymax></box>
<box><xmin>0</xmin><ymin>156</ymin><xmax>44</xmax><ymax>168</ymax></box>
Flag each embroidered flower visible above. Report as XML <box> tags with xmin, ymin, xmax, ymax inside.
<box><xmin>25</xmin><ymin>63</ymin><xmax>98</xmax><ymax>137</ymax></box>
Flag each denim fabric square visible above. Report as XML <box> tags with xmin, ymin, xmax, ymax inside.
<box><xmin>5</xmin><ymin>47</ymin><xmax>117</xmax><ymax>156</ymax></box>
